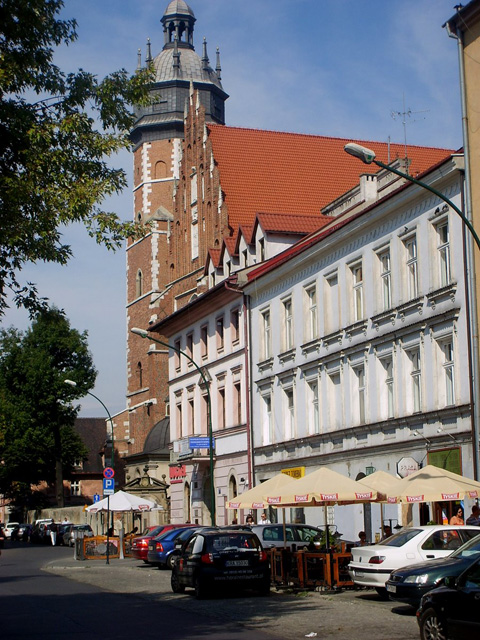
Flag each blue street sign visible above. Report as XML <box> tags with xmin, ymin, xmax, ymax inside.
<box><xmin>103</xmin><ymin>478</ymin><xmax>115</xmax><ymax>495</ymax></box>
<box><xmin>189</xmin><ymin>436</ymin><xmax>215</xmax><ymax>449</ymax></box>
<box><xmin>93</xmin><ymin>493</ymin><xmax>101</xmax><ymax>503</ymax></box>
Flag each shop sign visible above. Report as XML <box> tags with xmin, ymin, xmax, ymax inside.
<box><xmin>170</xmin><ymin>464</ymin><xmax>187</xmax><ymax>484</ymax></box>
<box><xmin>397</xmin><ymin>457</ymin><xmax>419</xmax><ymax>478</ymax></box>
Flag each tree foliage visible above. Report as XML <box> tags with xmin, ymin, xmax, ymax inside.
<box><xmin>0</xmin><ymin>0</ymin><xmax>151</xmax><ymax>315</ymax></box>
<box><xmin>0</xmin><ymin>307</ymin><xmax>96</xmax><ymax>507</ymax></box>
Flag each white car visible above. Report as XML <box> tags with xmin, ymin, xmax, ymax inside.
<box><xmin>348</xmin><ymin>525</ymin><xmax>480</xmax><ymax>597</ymax></box>
<box><xmin>4</xmin><ymin>522</ymin><xmax>20</xmax><ymax>538</ymax></box>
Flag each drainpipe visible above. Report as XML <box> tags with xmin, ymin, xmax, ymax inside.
<box><xmin>446</xmin><ymin>20</ymin><xmax>480</xmax><ymax>479</ymax></box>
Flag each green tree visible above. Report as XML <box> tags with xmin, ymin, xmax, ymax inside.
<box><xmin>0</xmin><ymin>307</ymin><xmax>96</xmax><ymax>509</ymax></box>
<box><xmin>0</xmin><ymin>0</ymin><xmax>151</xmax><ymax>315</ymax></box>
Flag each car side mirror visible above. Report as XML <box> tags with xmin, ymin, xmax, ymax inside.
<box><xmin>444</xmin><ymin>575</ymin><xmax>458</xmax><ymax>589</ymax></box>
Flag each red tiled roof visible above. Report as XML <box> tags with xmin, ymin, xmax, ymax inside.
<box><xmin>207</xmin><ymin>248</ymin><xmax>221</xmax><ymax>268</ymax></box>
<box><xmin>256</xmin><ymin>212</ymin><xmax>331</xmax><ymax>235</ymax></box>
<box><xmin>207</xmin><ymin>125</ymin><xmax>454</xmax><ymax>231</ymax></box>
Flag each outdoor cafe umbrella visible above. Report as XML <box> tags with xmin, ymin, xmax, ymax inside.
<box><xmin>274</xmin><ymin>467</ymin><xmax>377</xmax><ymax>507</ymax></box>
<box><xmin>386</xmin><ymin>465</ymin><xmax>480</xmax><ymax>504</ymax></box>
<box><xmin>226</xmin><ymin>473</ymin><xmax>298</xmax><ymax>510</ymax></box>
<box><xmin>85</xmin><ymin>490</ymin><xmax>163</xmax><ymax>513</ymax></box>
<box><xmin>355</xmin><ymin>470</ymin><xmax>403</xmax><ymax>537</ymax></box>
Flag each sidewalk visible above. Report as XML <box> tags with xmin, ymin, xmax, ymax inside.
<box><xmin>44</xmin><ymin>555</ymin><xmax>420</xmax><ymax>640</ymax></box>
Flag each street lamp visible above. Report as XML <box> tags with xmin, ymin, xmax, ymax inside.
<box><xmin>64</xmin><ymin>380</ymin><xmax>115</xmax><ymax>470</ymax></box>
<box><xmin>131</xmin><ymin>327</ymin><xmax>216</xmax><ymax>525</ymax></box>
<box><xmin>344</xmin><ymin>142</ymin><xmax>480</xmax><ymax>479</ymax></box>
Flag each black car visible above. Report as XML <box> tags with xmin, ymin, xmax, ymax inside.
<box><xmin>417</xmin><ymin>556</ymin><xmax>480</xmax><ymax>639</ymax></box>
<box><xmin>171</xmin><ymin>529</ymin><xmax>270</xmax><ymax>599</ymax></box>
<box><xmin>386</xmin><ymin>532</ymin><xmax>480</xmax><ymax>606</ymax></box>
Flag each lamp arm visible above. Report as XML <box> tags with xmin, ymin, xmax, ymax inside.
<box><xmin>374</xmin><ymin>159</ymin><xmax>480</xmax><ymax>251</ymax></box>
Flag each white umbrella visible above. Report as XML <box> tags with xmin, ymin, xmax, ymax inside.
<box><xmin>85</xmin><ymin>490</ymin><xmax>163</xmax><ymax>513</ymax></box>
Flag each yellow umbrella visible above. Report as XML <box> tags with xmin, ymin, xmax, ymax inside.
<box><xmin>274</xmin><ymin>467</ymin><xmax>377</xmax><ymax>506</ymax></box>
<box><xmin>226</xmin><ymin>473</ymin><xmax>298</xmax><ymax>509</ymax></box>
<box><xmin>356</xmin><ymin>470</ymin><xmax>403</xmax><ymax>538</ymax></box>
<box><xmin>356</xmin><ymin>470</ymin><xmax>402</xmax><ymax>502</ymax></box>
<box><xmin>386</xmin><ymin>464</ymin><xmax>480</xmax><ymax>504</ymax></box>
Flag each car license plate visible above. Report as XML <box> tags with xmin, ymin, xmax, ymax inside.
<box><xmin>225</xmin><ymin>560</ymin><xmax>249</xmax><ymax>567</ymax></box>
<box><xmin>386</xmin><ymin>584</ymin><xmax>396</xmax><ymax>593</ymax></box>
<box><xmin>354</xmin><ymin>570</ymin><xmax>364</xmax><ymax>578</ymax></box>
<box><xmin>148</xmin><ymin>545</ymin><xmax>154</xmax><ymax>550</ymax></box>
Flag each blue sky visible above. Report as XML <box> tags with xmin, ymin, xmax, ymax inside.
<box><xmin>1</xmin><ymin>0</ymin><xmax>464</xmax><ymax>417</ymax></box>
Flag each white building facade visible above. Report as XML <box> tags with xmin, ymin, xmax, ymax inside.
<box><xmin>244</xmin><ymin>154</ymin><xmax>474</xmax><ymax>542</ymax></box>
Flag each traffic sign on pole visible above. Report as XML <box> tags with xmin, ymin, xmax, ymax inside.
<box><xmin>103</xmin><ymin>467</ymin><xmax>115</xmax><ymax>479</ymax></box>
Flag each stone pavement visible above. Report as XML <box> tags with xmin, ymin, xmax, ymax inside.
<box><xmin>44</xmin><ymin>555</ymin><xmax>420</xmax><ymax>640</ymax></box>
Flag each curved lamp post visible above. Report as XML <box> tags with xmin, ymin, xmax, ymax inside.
<box><xmin>64</xmin><ymin>379</ymin><xmax>116</xmax><ymax>563</ymax></box>
<box><xmin>344</xmin><ymin>142</ymin><xmax>480</xmax><ymax>479</ymax></box>
<box><xmin>64</xmin><ymin>380</ymin><xmax>115</xmax><ymax>470</ymax></box>
<box><xmin>131</xmin><ymin>327</ymin><xmax>216</xmax><ymax>525</ymax></box>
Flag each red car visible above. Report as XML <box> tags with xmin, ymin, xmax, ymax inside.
<box><xmin>131</xmin><ymin>524</ymin><xmax>194</xmax><ymax>562</ymax></box>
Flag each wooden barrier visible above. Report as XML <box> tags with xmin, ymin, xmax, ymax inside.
<box><xmin>83</xmin><ymin>536</ymin><xmax>120</xmax><ymax>560</ymax></box>
<box><xmin>267</xmin><ymin>547</ymin><xmax>353</xmax><ymax>590</ymax></box>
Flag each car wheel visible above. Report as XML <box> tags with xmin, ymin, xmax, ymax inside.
<box><xmin>171</xmin><ymin>570</ymin><xmax>185</xmax><ymax>594</ymax></box>
<box><xmin>419</xmin><ymin>607</ymin><xmax>447</xmax><ymax>640</ymax></box>
<box><xmin>375</xmin><ymin>587</ymin><xmax>390</xmax><ymax>600</ymax></box>
<box><xmin>257</xmin><ymin>579</ymin><xmax>270</xmax><ymax>596</ymax></box>
<box><xmin>194</xmin><ymin>576</ymin><xmax>208</xmax><ymax>600</ymax></box>
<box><xmin>167</xmin><ymin>554</ymin><xmax>177</xmax><ymax>570</ymax></box>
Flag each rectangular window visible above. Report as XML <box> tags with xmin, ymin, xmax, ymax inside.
<box><xmin>405</xmin><ymin>236</ymin><xmax>418</xmax><ymax>299</ymax></box>
<box><xmin>408</xmin><ymin>349</ymin><xmax>422</xmax><ymax>413</ymax></box>
<box><xmin>261</xmin><ymin>309</ymin><xmax>271</xmax><ymax>359</ymax></box>
<box><xmin>261</xmin><ymin>393</ymin><xmax>273</xmax><ymax>445</ymax></box>
<box><xmin>327</xmin><ymin>371</ymin><xmax>341</xmax><ymax>430</ymax></box>
<box><xmin>216</xmin><ymin>316</ymin><xmax>224</xmax><ymax>352</ymax></box>
<box><xmin>201</xmin><ymin>394</ymin><xmax>208</xmax><ymax>435</ymax></box>
<box><xmin>355</xmin><ymin>366</ymin><xmax>366</xmax><ymax>424</ymax></box>
<box><xmin>176</xmin><ymin>402</ymin><xmax>183</xmax><ymax>438</ymax></box>
<box><xmin>307</xmin><ymin>380</ymin><xmax>320</xmax><ymax>435</ymax></box>
<box><xmin>200</xmin><ymin>325</ymin><xmax>208</xmax><ymax>358</ymax></box>
<box><xmin>243</xmin><ymin>249</ymin><xmax>248</xmax><ymax>267</ymax></box>
<box><xmin>283</xmin><ymin>388</ymin><xmax>295</xmax><ymax>440</ymax></box>
<box><xmin>378</xmin><ymin>249</ymin><xmax>391</xmax><ymax>310</ymax></box>
<box><xmin>218</xmin><ymin>388</ymin><xmax>226</xmax><ymax>429</ymax></box>
<box><xmin>351</xmin><ymin>262</ymin><xmax>363</xmax><ymax>321</ymax></box>
<box><xmin>283</xmin><ymin>298</ymin><xmax>294</xmax><ymax>351</ymax></box>
<box><xmin>70</xmin><ymin>481</ymin><xmax>80</xmax><ymax>497</ymax></box>
<box><xmin>440</xmin><ymin>340</ymin><xmax>455</xmax><ymax>406</ymax></box>
<box><xmin>304</xmin><ymin>284</ymin><xmax>318</xmax><ymax>341</ymax></box>
<box><xmin>382</xmin><ymin>357</ymin><xmax>395</xmax><ymax>419</ymax></box>
<box><xmin>186</xmin><ymin>333</ymin><xmax>193</xmax><ymax>363</ymax></box>
<box><xmin>259</xmin><ymin>238</ymin><xmax>265</xmax><ymax>262</ymax></box>
<box><xmin>233</xmin><ymin>382</ymin><xmax>242</xmax><ymax>425</ymax></box>
<box><xmin>436</xmin><ymin>221</ymin><xmax>451</xmax><ymax>287</ymax></box>
<box><xmin>231</xmin><ymin>308</ymin><xmax>240</xmax><ymax>344</ymax></box>
<box><xmin>324</xmin><ymin>272</ymin><xmax>339</xmax><ymax>333</ymax></box>
<box><xmin>188</xmin><ymin>398</ymin><xmax>194</xmax><ymax>436</ymax></box>
<box><xmin>191</xmin><ymin>220</ymin><xmax>199</xmax><ymax>260</ymax></box>
<box><xmin>174</xmin><ymin>339</ymin><xmax>181</xmax><ymax>371</ymax></box>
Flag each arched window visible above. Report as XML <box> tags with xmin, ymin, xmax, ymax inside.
<box><xmin>137</xmin><ymin>362</ymin><xmax>143</xmax><ymax>388</ymax></box>
<box><xmin>229</xmin><ymin>476</ymin><xmax>238</xmax><ymax>524</ymax></box>
<box><xmin>136</xmin><ymin>269</ymin><xmax>143</xmax><ymax>298</ymax></box>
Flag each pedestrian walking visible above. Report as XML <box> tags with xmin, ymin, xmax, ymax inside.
<box><xmin>49</xmin><ymin>521</ymin><xmax>58</xmax><ymax>546</ymax></box>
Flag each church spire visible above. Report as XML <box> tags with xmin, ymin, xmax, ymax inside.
<box><xmin>202</xmin><ymin>37</ymin><xmax>209</xmax><ymax>71</ymax></box>
<box><xmin>145</xmin><ymin>38</ymin><xmax>152</xmax><ymax>64</ymax></box>
<box><xmin>215</xmin><ymin>48</ymin><xmax>222</xmax><ymax>82</ymax></box>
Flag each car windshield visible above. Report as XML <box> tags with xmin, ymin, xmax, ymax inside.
<box><xmin>380</xmin><ymin>528</ymin><xmax>422</xmax><ymax>547</ymax></box>
<box><xmin>205</xmin><ymin>534</ymin><xmax>261</xmax><ymax>552</ymax></box>
<box><xmin>452</xmin><ymin>532</ymin><xmax>480</xmax><ymax>559</ymax></box>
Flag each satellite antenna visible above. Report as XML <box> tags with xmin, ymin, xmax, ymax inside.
<box><xmin>391</xmin><ymin>94</ymin><xmax>429</xmax><ymax>164</ymax></box>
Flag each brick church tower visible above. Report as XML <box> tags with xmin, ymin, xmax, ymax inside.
<box><xmin>120</xmin><ymin>1</ymin><xmax>228</xmax><ymax>460</ymax></box>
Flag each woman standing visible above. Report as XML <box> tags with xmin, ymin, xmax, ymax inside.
<box><xmin>450</xmin><ymin>507</ymin><xmax>464</xmax><ymax>525</ymax></box>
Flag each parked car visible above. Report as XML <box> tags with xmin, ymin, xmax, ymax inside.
<box><xmin>171</xmin><ymin>529</ymin><xmax>270</xmax><ymax>599</ymax></box>
<box><xmin>348</xmin><ymin>525</ymin><xmax>480</xmax><ymax>598</ymax></box>
<box><xmin>11</xmin><ymin>524</ymin><xmax>31</xmax><ymax>541</ymax></box>
<box><xmin>131</xmin><ymin>524</ymin><xmax>194</xmax><ymax>562</ymax></box>
<box><xmin>62</xmin><ymin>524</ymin><xmax>94</xmax><ymax>547</ymax></box>
<box><xmin>416</xmin><ymin>556</ymin><xmax>480</xmax><ymax>639</ymax></box>
<box><xmin>147</xmin><ymin>526</ymin><xmax>197</xmax><ymax>568</ymax></box>
<box><xmin>386</xmin><ymin>531</ymin><xmax>480</xmax><ymax>606</ymax></box>
<box><xmin>240</xmin><ymin>523</ymin><xmax>329</xmax><ymax>550</ymax></box>
<box><xmin>4</xmin><ymin>522</ymin><xmax>20</xmax><ymax>538</ymax></box>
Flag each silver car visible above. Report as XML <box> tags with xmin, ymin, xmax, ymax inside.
<box><xmin>249</xmin><ymin>523</ymin><xmax>326</xmax><ymax>549</ymax></box>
